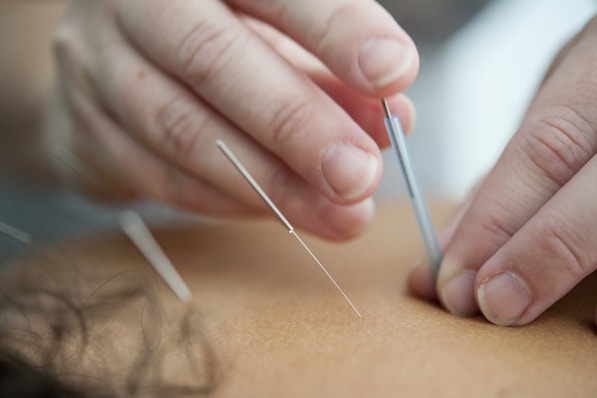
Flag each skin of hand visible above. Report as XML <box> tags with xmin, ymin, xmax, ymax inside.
<box><xmin>45</xmin><ymin>0</ymin><xmax>418</xmax><ymax>241</ymax></box>
<box><xmin>409</xmin><ymin>15</ymin><xmax>597</xmax><ymax>327</ymax></box>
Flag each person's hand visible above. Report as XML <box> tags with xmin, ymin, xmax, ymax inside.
<box><xmin>46</xmin><ymin>0</ymin><xmax>418</xmax><ymax>240</ymax></box>
<box><xmin>409</xmin><ymin>15</ymin><xmax>597</xmax><ymax>326</ymax></box>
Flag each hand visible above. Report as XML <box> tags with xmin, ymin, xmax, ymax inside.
<box><xmin>409</xmin><ymin>15</ymin><xmax>597</xmax><ymax>326</ymax></box>
<box><xmin>46</xmin><ymin>0</ymin><xmax>418</xmax><ymax>240</ymax></box>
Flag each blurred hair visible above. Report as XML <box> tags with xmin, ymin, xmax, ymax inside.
<box><xmin>0</xmin><ymin>350</ymin><xmax>85</xmax><ymax>398</ymax></box>
<box><xmin>0</xmin><ymin>262</ymin><xmax>217</xmax><ymax>397</ymax></box>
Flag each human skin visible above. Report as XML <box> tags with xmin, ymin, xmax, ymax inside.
<box><xmin>2</xmin><ymin>203</ymin><xmax>597</xmax><ymax>397</ymax></box>
<box><xmin>38</xmin><ymin>0</ymin><xmax>418</xmax><ymax>242</ymax></box>
<box><xmin>409</xmin><ymin>14</ymin><xmax>597</xmax><ymax>327</ymax></box>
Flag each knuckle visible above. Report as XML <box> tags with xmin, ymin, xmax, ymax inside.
<box><xmin>476</xmin><ymin>200</ymin><xmax>517</xmax><ymax>244</ymax></box>
<box><xmin>175</xmin><ymin>20</ymin><xmax>241</xmax><ymax>87</ymax></box>
<box><xmin>269</xmin><ymin>100</ymin><xmax>314</xmax><ymax>148</ymax></box>
<box><xmin>522</xmin><ymin>109</ymin><xmax>595</xmax><ymax>187</ymax></box>
<box><xmin>52</xmin><ymin>23</ymin><xmax>81</xmax><ymax>64</ymax></box>
<box><xmin>314</xmin><ymin>3</ymin><xmax>358</xmax><ymax>54</ymax></box>
<box><xmin>537</xmin><ymin>214</ymin><xmax>591</xmax><ymax>278</ymax></box>
<box><xmin>52</xmin><ymin>21</ymin><xmax>95</xmax><ymax>95</ymax></box>
<box><xmin>155</xmin><ymin>96</ymin><xmax>208</xmax><ymax>161</ymax></box>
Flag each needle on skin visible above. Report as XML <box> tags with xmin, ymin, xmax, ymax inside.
<box><xmin>216</xmin><ymin>140</ymin><xmax>362</xmax><ymax>318</ymax></box>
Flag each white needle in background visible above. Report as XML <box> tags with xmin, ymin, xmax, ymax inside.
<box><xmin>0</xmin><ymin>221</ymin><xmax>31</xmax><ymax>244</ymax></box>
<box><xmin>120</xmin><ymin>211</ymin><xmax>192</xmax><ymax>303</ymax></box>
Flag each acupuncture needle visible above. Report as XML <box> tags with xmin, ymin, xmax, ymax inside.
<box><xmin>0</xmin><ymin>221</ymin><xmax>31</xmax><ymax>244</ymax></box>
<box><xmin>216</xmin><ymin>140</ymin><xmax>362</xmax><ymax>318</ymax></box>
<box><xmin>382</xmin><ymin>99</ymin><xmax>442</xmax><ymax>278</ymax></box>
<box><xmin>120</xmin><ymin>211</ymin><xmax>192</xmax><ymax>303</ymax></box>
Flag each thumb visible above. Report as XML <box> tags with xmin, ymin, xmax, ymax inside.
<box><xmin>437</xmin><ymin>16</ymin><xmax>597</xmax><ymax>324</ymax></box>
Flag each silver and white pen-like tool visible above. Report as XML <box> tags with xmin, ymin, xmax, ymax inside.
<box><xmin>216</xmin><ymin>140</ymin><xmax>362</xmax><ymax>318</ymax></box>
<box><xmin>382</xmin><ymin>99</ymin><xmax>442</xmax><ymax>278</ymax></box>
<box><xmin>120</xmin><ymin>211</ymin><xmax>192</xmax><ymax>303</ymax></box>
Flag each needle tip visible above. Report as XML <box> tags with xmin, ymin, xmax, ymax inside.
<box><xmin>381</xmin><ymin>98</ymin><xmax>392</xmax><ymax>119</ymax></box>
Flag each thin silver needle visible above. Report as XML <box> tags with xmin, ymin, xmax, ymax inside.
<box><xmin>0</xmin><ymin>221</ymin><xmax>31</xmax><ymax>244</ymax></box>
<box><xmin>291</xmin><ymin>231</ymin><xmax>362</xmax><ymax>317</ymax></box>
<box><xmin>120</xmin><ymin>211</ymin><xmax>192</xmax><ymax>303</ymax></box>
<box><xmin>216</xmin><ymin>140</ymin><xmax>362</xmax><ymax>318</ymax></box>
<box><xmin>381</xmin><ymin>99</ymin><xmax>442</xmax><ymax>278</ymax></box>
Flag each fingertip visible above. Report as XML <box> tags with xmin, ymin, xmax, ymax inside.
<box><xmin>358</xmin><ymin>37</ymin><xmax>419</xmax><ymax>95</ymax></box>
<box><xmin>320</xmin><ymin>143</ymin><xmax>382</xmax><ymax>203</ymax></box>
<box><xmin>438</xmin><ymin>266</ymin><xmax>478</xmax><ymax>317</ymax></box>
<box><xmin>407</xmin><ymin>259</ymin><xmax>437</xmax><ymax>301</ymax></box>
<box><xmin>477</xmin><ymin>271</ymin><xmax>532</xmax><ymax>326</ymax></box>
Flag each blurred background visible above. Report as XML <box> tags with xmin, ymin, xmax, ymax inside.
<box><xmin>0</xmin><ymin>0</ymin><xmax>596</xmax><ymax>262</ymax></box>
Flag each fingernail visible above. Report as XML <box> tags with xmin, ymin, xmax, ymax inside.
<box><xmin>441</xmin><ymin>270</ymin><xmax>478</xmax><ymax>316</ymax></box>
<box><xmin>321</xmin><ymin>144</ymin><xmax>378</xmax><ymax>201</ymax></box>
<box><xmin>477</xmin><ymin>272</ymin><xmax>531</xmax><ymax>326</ymax></box>
<box><xmin>359</xmin><ymin>39</ymin><xmax>415</xmax><ymax>88</ymax></box>
<box><xmin>320</xmin><ymin>198</ymin><xmax>375</xmax><ymax>238</ymax></box>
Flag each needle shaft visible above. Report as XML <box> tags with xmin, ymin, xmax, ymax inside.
<box><xmin>216</xmin><ymin>141</ymin><xmax>293</xmax><ymax>232</ymax></box>
<box><xmin>291</xmin><ymin>231</ymin><xmax>362</xmax><ymax>317</ymax></box>
<box><xmin>216</xmin><ymin>140</ymin><xmax>361</xmax><ymax>318</ymax></box>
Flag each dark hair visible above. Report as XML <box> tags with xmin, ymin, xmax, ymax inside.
<box><xmin>0</xmin><ymin>351</ymin><xmax>86</xmax><ymax>398</ymax></box>
<box><xmin>0</xmin><ymin>260</ymin><xmax>217</xmax><ymax>397</ymax></box>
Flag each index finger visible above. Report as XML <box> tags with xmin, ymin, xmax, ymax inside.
<box><xmin>227</xmin><ymin>0</ymin><xmax>419</xmax><ymax>95</ymax></box>
<box><xmin>116</xmin><ymin>0</ymin><xmax>416</xmax><ymax>203</ymax></box>
<box><xmin>436</xmin><ymin>19</ymin><xmax>597</xmax><ymax>318</ymax></box>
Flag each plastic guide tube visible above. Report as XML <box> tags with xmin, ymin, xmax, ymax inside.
<box><xmin>382</xmin><ymin>99</ymin><xmax>442</xmax><ymax>278</ymax></box>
